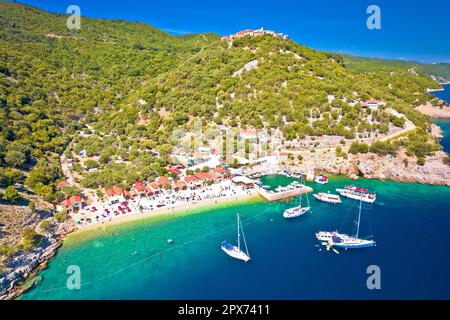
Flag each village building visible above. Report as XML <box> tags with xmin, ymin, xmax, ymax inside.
<box><xmin>222</xmin><ymin>27</ymin><xmax>289</xmax><ymax>45</ymax></box>
<box><xmin>131</xmin><ymin>182</ymin><xmax>154</xmax><ymax>197</ymax></box>
<box><xmin>56</xmin><ymin>180</ymin><xmax>71</xmax><ymax>190</ymax></box>
<box><xmin>362</xmin><ymin>100</ymin><xmax>385</xmax><ymax>111</ymax></box>
<box><xmin>231</xmin><ymin>175</ymin><xmax>255</xmax><ymax>189</ymax></box>
<box><xmin>184</xmin><ymin>175</ymin><xmax>202</xmax><ymax>189</ymax></box>
<box><xmin>155</xmin><ymin>176</ymin><xmax>173</xmax><ymax>189</ymax></box>
<box><xmin>172</xmin><ymin>181</ymin><xmax>188</xmax><ymax>192</ymax></box>
<box><xmin>61</xmin><ymin>196</ymin><xmax>85</xmax><ymax>213</ymax></box>
<box><xmin>212</xmin><ymin>167</ymin><xmax>230</xmax><ymax>176</ymax></box>
<box><xmin>105</xmin><ymin>187</ymin><xmax>129</xmax><ymax>204</ymax></box>
<box><xmin>240</xmin><ymin>128</ymin><xmax>258</xmax><ymax>140</ymax></box>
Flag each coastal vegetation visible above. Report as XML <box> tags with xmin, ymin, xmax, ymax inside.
<box><xmin>341</xmin><ymin>54</ymin><xmax>450</xmax><ymax>83</ymax></box>
<box><xmin>0</xmin><ymin>1</ymin><xmax>447</xmax><ymax>193</ymax></box>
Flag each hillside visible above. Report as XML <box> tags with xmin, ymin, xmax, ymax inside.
<box><xmin>0</xmin><ymin>1</ymin><xmax>447</xmax><ymax>197</ymax></box>
<box><xmin>341</xmin><ymin>54</ymin><xmax>450</xmax><ymax>83</ymax></box>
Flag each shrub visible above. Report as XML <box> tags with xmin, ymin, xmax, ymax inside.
<box><xmin>349</xmin><ymin>142</ymin><xmax>369</xmax><ymax>154</ymax></box>
<box><xmin>54</xmin><ymin>210</ymin><xmax>68</xmax><ymax>223</ymax></box>
<box><xmin>417</xmin><ymin>157</ymin><xmax>426</xmax><ymax>166</ymax></box>
<box><xmin>4</xmin><ymin>186</ymin><xmax>22</xmax><ymax>203</ymax></box>
<box><xmin>20</xmin><ymin>228</ymin><xmax>43</xmax><ymax>251</ymax></box>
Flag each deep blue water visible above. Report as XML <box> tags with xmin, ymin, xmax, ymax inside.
<box><xmin>433</xmin><ymin>84</ymin><xmax>450</xmax><ymax>103</ymax></box>
<box><xmin>432</xmin><ymin>84</ymin><xmax>450</xmax><ymax>153</ymax></box>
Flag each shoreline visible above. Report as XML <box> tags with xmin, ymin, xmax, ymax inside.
<box><xmin>428</xmin><ymin>82</ymin><xmax>450</xmax><ymax>93</ymax></box>
<box><xmin>6</xmin><ymin>173</ymin><xmax>450</xmax><ymax>300</ymax></box>
<box><xmin>69</xmin><ymin>193</ymin><xmax>263</xmax><ymax>240</ymax></box>
<box><xmin>3</xmin><ymin>193</ymin><xmax>262</xmax><ymax>300</ymax></box>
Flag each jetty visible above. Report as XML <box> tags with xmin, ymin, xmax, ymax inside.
<box><xmin>257</xmin><ymin>184</ymin><xmax>313</xmax><ymax>202</ymax></box>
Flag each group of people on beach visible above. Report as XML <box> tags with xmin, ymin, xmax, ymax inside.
<box><xmin>74</xmin><ymin>180</ymin><xmax>256</xmax><ymax>227</ymax></box>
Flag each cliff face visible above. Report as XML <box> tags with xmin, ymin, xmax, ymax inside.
<box><xmin>273</xmin><ymin>149</ymin><xmax>450</xmax><ymax>187</ymax></box>
<box><xmin>354</xmin><ymin>152</ymin><xmax>450</xmax><ymax>186</ymax></box>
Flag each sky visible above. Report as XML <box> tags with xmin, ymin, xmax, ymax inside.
<box><xmin>10</xmin><ymin>0</ymin><xmax>450</xmax><ymax>63</ymax></box>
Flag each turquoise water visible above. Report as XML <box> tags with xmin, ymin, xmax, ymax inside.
<box><xmin>23</xmin><ymin>176</ymin><xmax>450</xmax><ymax>300</ymax></box>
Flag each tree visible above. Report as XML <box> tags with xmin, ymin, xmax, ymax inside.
<box><xmin>349</xmin><ymin>142</ymin><xmax>369</xmax><ymax>154</ymax></box>
<box><xmin>84</xmin><ymin>159</ymin><xmax>100</xmax><ymax>170</ymax></box>
<box><xmin>54</xmin><ymin>210</ymin><xmax>68</xmax><ymax>223</ymax></box>
<box><xmin>4</xmin><ymin>186</ymin><xmax>22</xmax><ymax>202</ymax></box>
<box><xmin>5</xmin><ymin>150</ymin><xmax>26</xmax><ymax>168</ymax></box>
<box><xmin>21</xmin><ymin>228</ymin><xmax>43</xmax><ymax>251</ymax></box>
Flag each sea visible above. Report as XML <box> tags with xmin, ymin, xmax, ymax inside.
<box><xmin>433</xmin><ymin>84</ymin><xmax>450</xmax><ymax>153</ymax></box>
<box><xmin>22</xmin><ymin>87</ymin><xmax>450</xmax><ymax>300</ymax></box>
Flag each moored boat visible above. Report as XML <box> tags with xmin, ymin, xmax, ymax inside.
<box><xmin>221</xmin><ymin>213</ymin><xmax>251</xmax><ymax>262</ymax></box>
<box><xmin>283</xmin><ymin>206</ymin><xmax>311</xmax><ymax>218</ymax></box>
<box><xmin>313</xmin><ymin>193</ymin><xmax>341</xmax><ymax>204</ymax></box>
<box><xmin>314</xmin><ymin>175</ymin><xmax>329</xmax><ymax>185</ymax></box>
<box><xmin>283</xmin><ymin>178</ymin><xmax>312</xmax><ymax>219</ymax></box>
<box><xmin>316</xmin><ymin>199</ymin><xmax>376</xmax><ymax>250</ymax></box>
<box><xmin>336</xmin><ymin>186</ymin><xmax>376</xmax><ymax>203</ymax></box>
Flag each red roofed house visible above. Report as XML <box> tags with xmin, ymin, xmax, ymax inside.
<box><xmin>362</xmin><ymin>100</ymin><xmax>384</xmax><ymax>111</ymax></box>
<box><xmin>148</xmin><ymin>182</ymin><xmax>161</xmax><ymax>194</ymax></box>
<box><xmin>172</xmin><ymin>181</ymin><xmax>188</xmax><ymax>192</ymax></box>
<box><xmin>56</xmin><ymin>180</ymin><xmax>71</xmax><ymax>190</ymax></box>
<box><xmin>61</xmin><ymin>196</ymin><xmax>85</xmax><ymax>213</ymax></box>
<box><xmin>132</xmin><ymin>182</ymin><xmax>153</xmax><ymax>197</ymax></box>
<box><xmin>156</xmin><ymin>176</ymin><xmax>172</xmax><ymax>189</ymax></box>
<box><xmin>168</xmin><ymin>168</ymin><xmax>182</xmax><ymax>175</ymax></box>
<box><xmin>184</xmin><ymin>176</ymin><xmax>201</xmax><ymax>189</ymax></box>
<box><xmin>212</xmin><ymin>167</ymin><xmax>230</xmax><ymax>176</ymax></box>
<box><xmin>194</xmin><ymin>172</ymin><xmax>212</xmax><ymax>182</ymax></box>
<box><xmin>240</xmin><ymin>128</ymin><xmax>258</xmax><ymax>140</ymax></box>
<box><xmin>105</xmin><ymin>187</ymin><xmax>129</xmax><ymax>204</ymax></box>
<box><xmin>208</xmin><ymin>172</ymin><xmax>222</xmax><ymax>182</ymax></box>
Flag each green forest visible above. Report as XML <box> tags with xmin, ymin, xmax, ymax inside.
<box><xmin>0</xmin><ymin>2</ymin><xmax>446</xmax><ymax>199</ymax></box>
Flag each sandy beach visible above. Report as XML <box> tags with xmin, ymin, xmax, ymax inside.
<box><xmin>72</xmin><ymin>193</ymin><xmax>263</xmax><ymax>236</ymax></box>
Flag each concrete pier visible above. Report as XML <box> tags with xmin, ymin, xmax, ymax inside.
<box><xmin>257</xmin><ymin>185</ymin><xmax>314</xmax><ymax>202</ymax></box>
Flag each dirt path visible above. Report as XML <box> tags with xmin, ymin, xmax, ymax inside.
<box><xmin>379</xmin><ymin>120</ymin><xmax>416</xmax><ymax>142</ymax></box>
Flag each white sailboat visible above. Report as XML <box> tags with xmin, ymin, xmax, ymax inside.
<box><xmin>316</xmin><ymin>199</ymin><xmax>376</xmax><ymax>250</ymax></box>
<box><xmin>221</xmin><ymin>213</ymin><xmax>251</xmax><ymax>262</ymax></box>
<box><xmin>283</xmin><ymin>180</ymin><xmax>311</xmax><ymax>219</ymax></box>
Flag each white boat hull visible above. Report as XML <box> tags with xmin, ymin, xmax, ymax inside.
<box><xmin>316</xmin><ymin>231</ymin><xmax>376</xmax><ymax>249</ymax></box>
<box><xmin>336</xmin><ymin>189</ymin><xmax>376</xmax><ymax>203</ymax></box>
<box><xmin>221</xmin><ymin>244</ymin><xmax>251</xmax><ymax>262</ymax></box>
<box><xmin>283</xmin><ymin>206</ymin><xmax>311</xmax><ymax>219</ymax></box>
<box><xmin>313</xmin><ymin>193</ymin><xmax>341</xmax><ymax>204</ymax></box>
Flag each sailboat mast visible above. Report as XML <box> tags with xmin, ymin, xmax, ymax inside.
<box><xmin>356</xmin><ymin>199</ymin><xmax>362</xmax><ymax>238</ymax></box>
<box><xmin>237</xmin><ymin>213</ymin><xmax>241</xmax><ymax>250</ymax></box>
<box><xmin>240</xmin><ymin>215</ymin><xmax>250</xmax><ymax>257</ymax></box>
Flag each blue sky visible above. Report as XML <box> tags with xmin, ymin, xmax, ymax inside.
<box><xmin>11</xmin><ymin>0</ymin><xmax>450</xmax><ymax>63</ymax></box>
